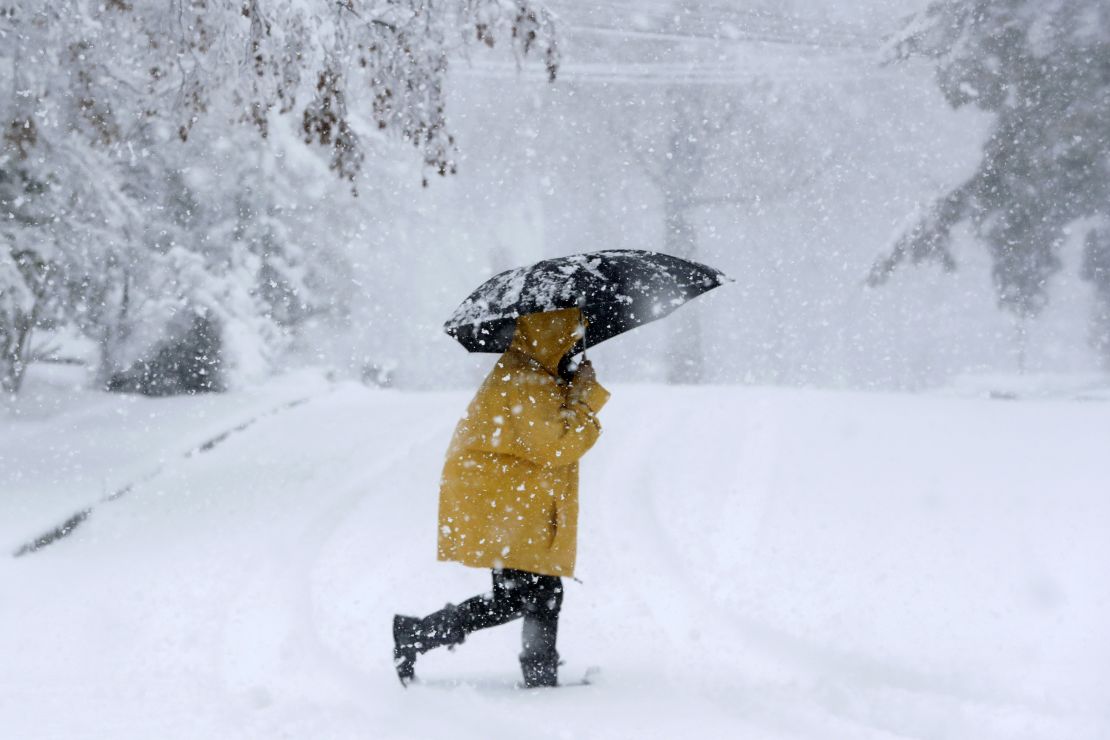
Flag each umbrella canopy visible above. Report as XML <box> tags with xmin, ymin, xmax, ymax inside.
<box><xmin>444</xmin><ymin>249</ymin><xmax>731</xmax><ymax>354</ymax></box>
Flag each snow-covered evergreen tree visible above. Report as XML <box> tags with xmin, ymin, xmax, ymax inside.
<box><xmin>869</xmin><ymin>0</ymin><xmax>1110</xmax><ymax>362</ymax></box>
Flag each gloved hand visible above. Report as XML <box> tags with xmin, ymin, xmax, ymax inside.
<box><xmin>573</xmin><ymin>359</ymin><xmax>596</xmax><ymax>385</ymax></box>
<box><xmin>566</xmin><ymin>358</ymin><xmax>610</xmax><ymax>415</ymax></box>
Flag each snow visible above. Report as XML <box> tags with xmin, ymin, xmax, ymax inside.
<box><xmin>2</xmin><ymin>367</ymin><xmax>1108</xmax><ymax>739</ymax></box>
<box><xmin>444</xmin><ymin>250</ymin><xmax>729</xmax><ymax>361</ymax></box>
<box><xmin>445</xmin><ymin>250</ymin><xmax>726</xmax><ymax>329</ymax></box>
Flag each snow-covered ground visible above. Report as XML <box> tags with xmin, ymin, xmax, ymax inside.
<box><xmin>2</xmin><ymin>367</ymin><xmax>1108</xmax><ymax>739</ymax></box>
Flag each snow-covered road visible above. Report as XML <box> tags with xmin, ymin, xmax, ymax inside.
<box><xmin>2</xmin><ymin>372</ymin><xmax>1107</xmax><ymax>739</ymax></box>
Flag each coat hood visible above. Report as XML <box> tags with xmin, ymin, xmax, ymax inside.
<box><xmin>509</xmin><ymin>308</ymin><xmax>584</xmax><ymax>374</ymax></box>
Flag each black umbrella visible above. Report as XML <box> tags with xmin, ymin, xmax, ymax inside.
<box><xmin>444</xmin><ymin>249</ymin><xmax>730</xmax><ymax>355</ymax></box>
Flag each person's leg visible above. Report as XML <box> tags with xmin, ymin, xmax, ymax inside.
<box><xmin>518</xmin><ymin>573</ymin><xmax>563</xmax><ymax>687</ymax></box>
<box><xmin>455</xmin><ymin>568</ymin><xmax>528</xmax><ymax>631</ymax></box>
<box><xmin>393</xmin><ymin>569</ymin><xmax>528</xmax><ymax>684</ymax></box>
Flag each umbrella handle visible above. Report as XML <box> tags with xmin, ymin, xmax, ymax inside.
<box><xmin>577</xmin><ymin>296</ymin><xmax>589</xmax><ymax>363</ymax></box>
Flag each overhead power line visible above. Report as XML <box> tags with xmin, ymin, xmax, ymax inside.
<box><xmin>464</xmin><ymin>2</ymin><xmax>890</xmax><ymax>88</ymax></box>
<box><xmin>566</xmin><ymin>22</ymin><xmax>876</xmax><ymax>52</ymax></box>
<box><xmin>453</xmin><ymin>60</ymin><xmax>912</xmax><ymax>88</ymax></box>
<box><xmin>544</xmin><ymin>0</ymin><xmax>877</xmax><ymax>52</ymax></box>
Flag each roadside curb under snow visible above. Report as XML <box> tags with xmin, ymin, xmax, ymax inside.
<box><xmin>12</xmin><ymin>394</ymin><xmax>320</xmax><ymax>558</ymax></box>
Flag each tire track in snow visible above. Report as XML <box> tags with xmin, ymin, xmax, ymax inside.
<box><xmin>592</xmin><ymin>396</ymin><xmax>801</xmax><ymax>680</ymax></box>
<box><xmin>587</xmin><ymin>396</ymin><xmax>891</xmax><ymax>739</ymax></box>
<box><xmin>595</xmin><ymin>390</ymin><xmax>1083</xmax><ymax>739</ymax></box>
<box><xmin>212</xmin><ymin>394</ymin><xmax>457</xmax><ymax>714</ymax></box>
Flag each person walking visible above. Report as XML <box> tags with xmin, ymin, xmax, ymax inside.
<box><xmin>393</xmin><ymin>307</ymin><xmax>609</xmax><ymax>688</ymax></box>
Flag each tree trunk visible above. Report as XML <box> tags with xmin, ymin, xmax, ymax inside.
<box><xmin>95</xmin><ymin>269</ymin><xmax>132</xmax><ymax>389</ymax></box>
<box><xmin>663</xmin><ymin>196</ymin><xmax>705</xmax><ymax>384</ymax></box>
<box><xmin>1</xmin><ymin>310</ymin><xmax>34</xmax><ymax>394</ymax></box>
<box><xmin>1081</xmin><ymin>228</ymin><xmax>1110</xmax><ymax>371</ymax></box>
<box><xmin>1090</xmin><ymin>290</ymin><xmax>1110</xmax><ymax>371</ymax></box>
<box><xmin>1014</xmin><ymin>317</ymin><xmax>1028</xmax><ymax>376</ymax></box>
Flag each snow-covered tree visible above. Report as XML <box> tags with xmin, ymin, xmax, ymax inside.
<box><xmin>0</xmin><ymin>0</ymin><xmax>559</xmax><ymax>393</ymax></box>
<box><xmin>869</xmin><ymin>0</ymin><xmax>1110</xmax><ymax>363</ymax></box>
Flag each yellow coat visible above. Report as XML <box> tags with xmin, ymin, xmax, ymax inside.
<box><xmin>437</xmin><ymin>308</ymin><xmax>610</xmax><ymax>577</ymax></box>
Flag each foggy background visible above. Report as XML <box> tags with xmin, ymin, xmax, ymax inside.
<box><xmin>325</xmin><ymin>0</ymin><xmax>1097</xmax><ymax>391</ymax></box>
<box><xmin>4</xmin><ymin>0</ymin><xmax>1105</xmax><ymax>395</ymax></box>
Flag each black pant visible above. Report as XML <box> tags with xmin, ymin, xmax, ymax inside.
<box><xmin>457</xmin><ymin>569</ymin><xmax>563</xmax><ymax>665</ymax></box>
<box><xmin>401</xmin><ymin>568</ymin><xmax>563</xmax><ymax>686</ymax></box>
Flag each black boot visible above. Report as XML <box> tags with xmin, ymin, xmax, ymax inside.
<box><xmin>392</xmin><ymin>615</ymin><xmax>421</xmax><ymax>685</ymax></box>
<box><xmin>392</xmin><ymin>604</ymin><xmax>466</xmax><ymax>686</ymax></box>
<box><xmin>519</xmin><ymin>613</ymin><xmax>559</xmax><ymax>688</ymax></box>
<box><xmin>520</xmin><ymin>652</ymin><xmax>559</xmax><ymax>688</ymax></box>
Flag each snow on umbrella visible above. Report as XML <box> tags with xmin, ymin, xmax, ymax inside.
<box><xmin>444</xmin><ymin>249</ymin><xmax>731</xmax><ymax>354</ymax></box>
